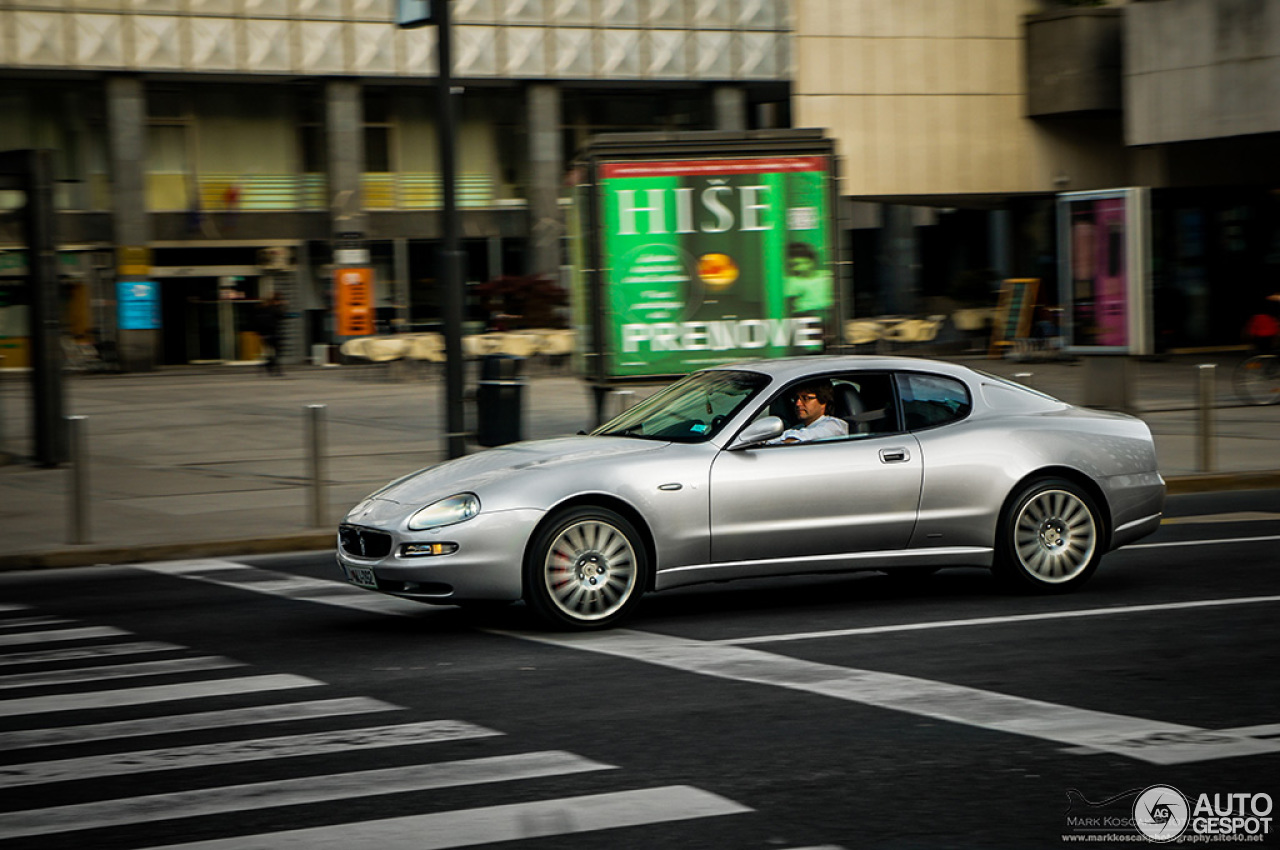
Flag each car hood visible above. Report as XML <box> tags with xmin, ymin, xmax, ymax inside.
<box><xmin>349</xmin><ymin>436</ymin><xmax>667</xmax><ymax>518</ymax></box>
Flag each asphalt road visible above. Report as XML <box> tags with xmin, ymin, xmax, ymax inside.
<box><xmin>1</xmin><ymin>489</ymin><xmax>1278</xmax><ymax>849</ymax></box>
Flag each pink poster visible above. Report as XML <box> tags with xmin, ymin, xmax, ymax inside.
<box><xmin>1093</xmin><ymin>198</ymin><xmax>1128</xmax><ymax>347</ymax></box>
<box><xmin>1059</xmin><ymin>188</ymin><xmax>1150</xmax><ymax>354</ymax></box>
<box><xmin>1067</xmin><ymin>198</ymin><xmax>1128</xmax><ymax>348</ymax></box>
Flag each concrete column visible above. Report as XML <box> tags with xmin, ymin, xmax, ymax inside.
<box><xmin>393</xmin><ymin>236</ymin><xmax>410</xmax><ymax>329</ymax></box>
<box><xmin>325</xmin><ymin>80</ymin><xmax>365</xmax><ymax>239</ymax></box>
<box><xmin>713</xmin><ymin>86</ymin><xmax>748</xmax><ymax>131</ymax></box>
<box><xmin>487</xmin><ymin>235</ymin><xmax>503</xmax><ymax>282</ymax></box>
<box><xmin>527</xmin><ymin>83</ymin><xmax>562</xmax><ymax>279</ymax></box>
<box><xmin>989</xmin><ymin>209</ymin><xmax>1012</xmax><ymax>282</ymax></box>
<box><xmin>882</xmin><ymin>205</ymin><xmax>919</xmax><ymax>316</ymax></box>
<box><xmin>106</xmin><ymin>75</ymin><xmax>157</xmax><ymax>371</ymax></box>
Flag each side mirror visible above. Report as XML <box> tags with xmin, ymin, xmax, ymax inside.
<box><xmin>730</xmin><ymin>416</ymin><xmax>784</xmax><ymax>449</ymax></box>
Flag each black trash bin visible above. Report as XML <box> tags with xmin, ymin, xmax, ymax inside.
<box><xmin>476</xmin><ymin>354</ymin><xmax>524</xmax><ymax>446</ymax></box>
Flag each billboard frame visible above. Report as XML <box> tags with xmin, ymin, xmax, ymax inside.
<box><xmin>571</xmin><ymin>129</ymin><xmax>846</xmax><ymax>389</ymax></box>
<box><xmin>1056</xmin><ymin>187</ymin><xmax>1153</xmax><ymax>356</ymax></box>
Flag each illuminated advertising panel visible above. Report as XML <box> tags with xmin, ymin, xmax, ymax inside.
<box><xmin>598</xmin><ymin>156</ymin><xmax>836</xmax><ymax>378</ymax></box>
<box><xmin>117</xmin><ymin>280</ymin><xmax>160</xmax><ymax>330</ymax></box>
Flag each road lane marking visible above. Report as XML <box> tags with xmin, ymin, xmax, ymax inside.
<box><xmin>136</xmin><ymin>785</ymin><xmax>751</xmax><ymax>850</ymax></box>
<box><xmin>0</xmin><ymin>751</ymin><xmax>613</xmax><ymax>839</ymax></box>
<box><xmin>1064</xmin><ymin>721</ymin><xmax>1280</xmax><ymax>756</ymax></box>
<box><xmin>0</xmin><ymin>720</ymin><xmax>503</xmax><ymax>788</ymax></box>
<box><xmin>1222</xmin><ymin>723</ymin><xmax>1280</xmax><ymax>738</ymax></box>
<box><xmin>1127</xmin><ymin>533</ymin><xmax>1280</xmax><ymax>549</ymax></box>
<box><xmin>0</xmin><ymin>697</ymin><xmax>402</xmax><ymax>752</ymax></box>
<box><xmin>0</xmin><ymin>656</ymin><xmax>244</xmax><ymax>690</ymax></box>
<box><xmin>0</xmin><ymin>673</ymin><xmax>324</xmax><ymax>718</ymax></box>
<box><xmin>499</xmin><ymin>628</ymin><xmax>1280</xmax><ymax>766</ymax></box>
<box><xmin>712</xmin><ymin>594</ymin><xmax>1280</xmax><ymax>646</ymax></box>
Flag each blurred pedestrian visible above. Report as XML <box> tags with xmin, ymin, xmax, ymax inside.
<box><xmin>254</xmin><ymin>292</ymin><xmax>287</xmax><ymax>375</ymax></box>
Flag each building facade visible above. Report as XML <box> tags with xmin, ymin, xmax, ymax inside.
<box><xmin>3</xmin><ymin>0</ymin><xmax>1278</xmax><ymax>370</ymax></box>
<box><xmin>0</xmin><ymin>0</ymin><xmax>791</xmax><ymax>368</ymax></box>
<box><xmin>794</xmin><ymin>0</ymin><xmax>1280</xmax><ymax>352</ymax></box>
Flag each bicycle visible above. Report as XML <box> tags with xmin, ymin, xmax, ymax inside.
<box><xmin>1233</xmin><ymin>353</ymin><xmax>1280</xmax><ymax>405</ymax></box>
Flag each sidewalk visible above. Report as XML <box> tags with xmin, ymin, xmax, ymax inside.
<box><xmin>1</xmin><ymin>353</ymin><xmax>1277</xmax><ymax>571</ymax></box>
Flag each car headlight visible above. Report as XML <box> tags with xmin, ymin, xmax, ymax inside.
<box><xmin>407</xmin><ymin>493</ymin><xmax>481</xmax><ymax>531</ymax></box>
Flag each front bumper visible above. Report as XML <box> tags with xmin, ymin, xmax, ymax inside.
<box><xmin>335</xmin><ymin>508</ymin><xmax>545</xmax><ymax>602</ymax></box>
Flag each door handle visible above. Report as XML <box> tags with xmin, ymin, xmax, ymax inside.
<box><xmin>879</xmin><ymin>447</ymin><xmax>910</xmax><ymax>463</ymax></box>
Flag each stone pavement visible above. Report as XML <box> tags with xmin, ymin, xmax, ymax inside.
<box><xmin>1</xmin><ymin>352</ymin><xmax>1277</xmax><ymax>570</ymax></box>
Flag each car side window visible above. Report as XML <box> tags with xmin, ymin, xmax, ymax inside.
<box><xmin>896</xmin><ymin>372</ymin><xmax>972</xmax><ymax>431</ymax></box>
<box><xmin>750</xmin><ymin>372</ymin><xmax>901</xmax><ymax>442</ymax></box>
<box><xmin>830</xmin><ymin>373</ymin><xmax>898</xmax><ymax>436</ymax></box>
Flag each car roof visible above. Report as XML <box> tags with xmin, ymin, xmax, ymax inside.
<box><xmin>702</xmin><ymin>354</ymin><xmax>981</xmax><ymax>384</ymax></box>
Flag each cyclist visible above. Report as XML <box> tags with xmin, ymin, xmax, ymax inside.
<box><xmin>1235</xmin><ymin>293</ymin><xmax>1280</xmax><ymax>405</ymax></box>
<box><xmin>1243</xmin><ymin>294</ymin><xmax>1279</xmax><ymax>355</ymax></box>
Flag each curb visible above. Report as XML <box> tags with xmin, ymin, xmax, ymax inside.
<box><xmin>1164</xmin><ymin>471</ymin><xmax>1280</xmax><ymax>495</ymax></box>
<box><xmin>2</xmin><ymin>472</ymin><xmax>1278</xmax><ymax>573</ymax></box>
<box><xmin>0</xmin><ymin>533</ymin><xmax>334</xmax><ymax>573</ymax></box>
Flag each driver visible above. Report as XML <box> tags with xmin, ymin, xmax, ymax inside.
<box><xmin>770</xmin><ymin>379</ymin><xmax>849</xmax><ymax>444</ymax></box>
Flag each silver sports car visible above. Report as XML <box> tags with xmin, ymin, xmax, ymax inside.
<box><xmin>337</xmin><ymin>355</ymin><xmax>1165</xmax><ymax>629</ymax></box>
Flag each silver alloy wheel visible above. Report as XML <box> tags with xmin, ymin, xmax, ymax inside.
<box><xmin>1012</xmin><ymin>488</ymin><xmax>1098</xmax><ymax>583</ymax></box>
<box><xmin>541</xmin><ymin>518</ymin><xmax>639</xmax><ymax>622</ymax></box>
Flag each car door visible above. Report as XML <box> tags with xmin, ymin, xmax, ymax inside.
<box><xmin>707</xmin><ymin>429</ymin><xmax>923</xmax><ymax>569</ymax></box>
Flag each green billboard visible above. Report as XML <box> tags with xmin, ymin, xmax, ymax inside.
<box><xmin>596</xmin><ymin>155</ymin><xmax>836</xmax><ymax>378</ymax></box>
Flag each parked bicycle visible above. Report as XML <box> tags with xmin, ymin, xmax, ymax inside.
<box><xmin>1234</xmin><ymin>354</ymin><xmax>1280</xmax><ymax>405</ymax></box>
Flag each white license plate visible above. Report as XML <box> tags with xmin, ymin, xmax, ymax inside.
<box><xmin>345</xmin><ymin>565</ymin><xmax>377</xmax><ymax>589</ymax></box>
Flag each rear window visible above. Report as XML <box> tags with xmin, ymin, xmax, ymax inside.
<box><xmin>896</xmin><ymin>373</ymin><xmax>971</xmax><ymax>430</ymax></box>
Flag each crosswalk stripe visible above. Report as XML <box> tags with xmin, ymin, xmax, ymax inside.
<box><xmin>0</xmin><ymin>750</ymin><xmax>614</xmax><ymax>839</ymax></box>
<box><xmin>0</xmin><ymin>626</ymin><xmax>131</xmax><ymax>647</ymax></box>
<box><xmin>0</xmin><ymin>673</ymin><xmax>323</xmax><ymax>718</ymax></box>
<box><xmin>0</xmin><ymin>641</ymin><xmax>184</xmax><ymax>668</ymax></box>
<box><xmin>0</xmin><ymin>697</ymin><xmax>402</xmax><ymax>752</ymax></box>
<box><xmin>136</xmin><ymin>785</ymin><xmax>752</xmax><ymax>849</ymax></box>
<box><xmin>0</xmin><ymin>616</ymin><xmax>71</xmax><ymax>630</ymax></box>
<box><xmin>0</xmin><ymin>604</ymin><xmax>30</xmax><ymax>613</ymax></box>
<box><xmin>135</xmin><ymin>560</ymin><xmax>424</xmax><ymax>617</ymax></box>
<box><xmin>136</xmin><ymin>558</ymin><xmax>1280</xmax><ymax>767</ymax></box>
<box><xmin>0</xmin><ymin>656</ymin><xmax>244</xmax><ymax>691</ymax></box>
<box><xmin>0</xmin><ymin>720</ymin><xmax>503</xmax><ymax>788</ymax></box>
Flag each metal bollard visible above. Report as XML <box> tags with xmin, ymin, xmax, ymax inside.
<box><xmin>67</xmin><ymin>415</ymin><xmax>89</xmax><ymax>544</ymax></box>
<box><xmin>306</xmin><ymin>404</ymin><xmax>328</xmax><ymax>528</ymax></box>
<box><xmin>609</xmin><ymin>390</ymin><xmax>636</xmax><ymax>420</ymax></box>
<box><xmin>1197</xmin><ymin>363</ymin><xmax>1215</xmax><ymax>473</ymax></box>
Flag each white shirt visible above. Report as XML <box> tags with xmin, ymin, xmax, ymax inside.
<box><xmin>772</xmin><ymin>414</ymin><xmax>849</xmax><ymax>444</ymax></box>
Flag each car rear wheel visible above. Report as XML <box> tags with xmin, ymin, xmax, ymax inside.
<box><xmin>525</xmin><ymin>506</ymin><xmax>648</xmax><ymax>630</ymax></box>
<box><xmin>993</xmin><ymin>478</ymin><xmax>1102</xmax><ymax>592</ymax></box>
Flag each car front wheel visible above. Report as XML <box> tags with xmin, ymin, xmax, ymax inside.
<box><xmin>993</xmin><ymin>478</ymin><xmax>1103</xmax><ymax>592</ymax></box>
<box><xmin>525</xmin><ymin>507</ymin><xmax>648</xmax><ymax>629</ymax></box>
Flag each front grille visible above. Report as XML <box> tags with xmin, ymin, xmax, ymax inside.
<box><xmin>339</xmin><ymin>525</ymin><xmax>393</xmax><ymax>559</ymax></box>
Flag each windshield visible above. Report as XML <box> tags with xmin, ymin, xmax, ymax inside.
<box><xmin>592</xmin><ymin>369</ymin><xmax>770</xmax><ymax>443</ymax></box>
